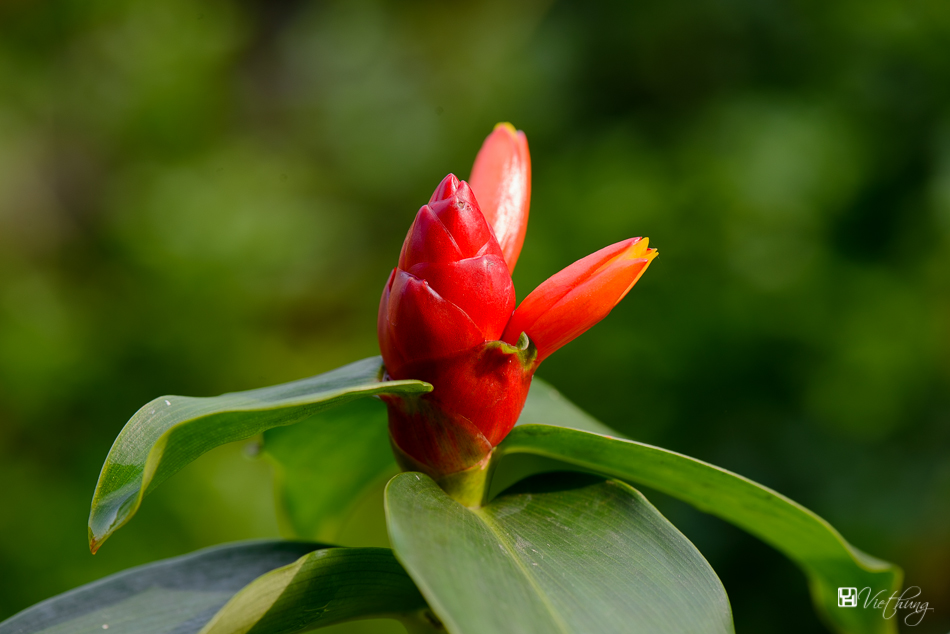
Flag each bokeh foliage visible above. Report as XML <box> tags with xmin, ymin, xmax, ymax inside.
<box><xmin>0</xmin><ymin>0</ymin><xmax>948</xmax><ymax>632</ymax></box>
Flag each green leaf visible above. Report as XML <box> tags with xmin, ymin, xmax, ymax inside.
<box><xmin>264</xmin><ymin>398</ymin><xmax>397</xmax><ymax>542</ymax></box>
<box><xmin>0</xmin><ymin>541</ymin><xmax>325</xmax><ymax>634</ymax></box>
<box><xmin>88</xmin><ymin>357</ymin><xmax>429</xmax><ymax>552</ymax></box>
<box><xmin>516</xmin><ymin>378</ymin><xmax>620</xmax><ymax>436</ymax></box>
<box><xmin>199</xmin><ymin>547</ymin><xmax>428</xmax><ymax>634</ymax></box>
<box><xmin>385</xmin><ymin>471</ymin><xmax>734</xmax><ymax>634</ymax></box>
<box><xmin>497</xmin><ymin>423</ymin><xmax>902</xmax><ymax>634</ymax></box>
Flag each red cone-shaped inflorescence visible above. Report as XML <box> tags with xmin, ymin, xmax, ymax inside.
<box><xmin>378</xmin><ymin>123</ymin><xmax>657</xmax><ymax>481</ymax></box>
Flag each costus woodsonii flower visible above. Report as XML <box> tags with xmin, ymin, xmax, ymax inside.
<box><xmin>378</xmin><ymin>123</ymin><xmax>657</xmax><ymax>484</ymax></box>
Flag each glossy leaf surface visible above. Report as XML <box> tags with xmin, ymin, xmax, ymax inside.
<box><xmin>386</xmin><ymin>471</ymin><xmax>733</xmax><ymax>634</ymax></box>
<box><xmin>88</xmin><ymin>357</ymin><xmax>429</xmax><ymax>552</ymax></box>
<box><xmin>497</xmin><ymin>423</ymin><xmax>902</xmax><ymax>634</ymax></box>
<box><xmin>200</xmin><ymin>547</ymin><xmax>427</xmax><ymax>634</ymax></box>
<box><xmin>0</xmin><ymin>541</ymin><xmax>323</xmax><ymax>634</ymax></box>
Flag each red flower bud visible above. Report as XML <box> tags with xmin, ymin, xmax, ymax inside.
<box><xmin>378</xmin><ymin>125</ymin><xmax>656</xmax><ymax>483</ymax></box>
<box><xmin>378</xmin><ymin>175</ymin><xmax>524</xmax><ymax>476</ymax></box>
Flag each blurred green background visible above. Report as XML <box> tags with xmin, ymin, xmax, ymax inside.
<box><xmin>1</xmin><ymin>0</ymin><xmax>948</xmax><ymax>632</ymax></box>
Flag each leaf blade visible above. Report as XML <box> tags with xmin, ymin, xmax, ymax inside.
<box><xmin>385</xmin><ymin>471</ymin><xmax>734</xmax><ymax>634</ymax></box>
<box><xmin>0</xmin><ymin>541</ymin><xmax>326</xmax><ymax>634</ymax></box>
<box><xmin>498</xmin><ymin>423</ymin><xmax>901</xmax><ymax>634</ymax></box>
<box><xmin>199</xmin><ymin>547</ymin><xmax>427</xmax><ymax>634</ymax></box>
<box><xmin>263</xmin><ymin>398</ymin><xmax>398</xmax><ymax>542</ymax></box>
<box><xmin>516</xmin><ymin>377</ymin><xmax>619</xmax><ymax>436</ymax></box>
<box><xmin>89</xmin><ymin>357</ymin><xmax>429</xmax><ymax>551</ymax></box>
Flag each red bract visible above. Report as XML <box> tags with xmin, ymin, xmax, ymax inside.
<box><xmin>378</xmin><ymin>124</ymin><xmax>657</xmax><ymax>482</ymax></box>
<box><xmin>502</xmin><ymin>236</ymin><xmax>655</xmax><ymax>363</ymax></box>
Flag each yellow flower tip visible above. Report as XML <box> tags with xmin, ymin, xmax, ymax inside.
<box><xmin>494</xmin><ymin>122</ymin><xmax>518</xmax><ymax>136</ymax></box>
<box><xmin>624</xmin><ymin>237</ymin><xmax>655</xmax><ymax>260</ymax></box>
<box><xmin>618</xmin><ymin>242</ymin><xmax>657</xmax><ymax>298</ymax></box>
<box><xmin>634</xmin><ymin>236</ymin><xmax>649</xmax><ymax>256</ymax></box>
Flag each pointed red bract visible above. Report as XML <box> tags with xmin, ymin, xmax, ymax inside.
<box><xmin>407</xmin><ymin>256</ymin><xmax>514</xmax><ymax>341</ymax></box>
<box><xmin>469</xmin><ymin>123</ymin><xmax>531</xmax><ymax>272</ymax></box>
<box><xmin>399</xmin><ymin>206</ymin><xmax>464</xmax><ymax>269</ymax></box>
<box><xmin>503</xmin><ymin>238</ymin><xmax>657</xmax><ymax>363</ymax></box>
<box><xmin>383</xmin><ymin>270</ymin><xmax>484</xmax><ymax>376</ymax></box>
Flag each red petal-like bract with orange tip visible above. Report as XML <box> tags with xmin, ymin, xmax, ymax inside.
<box><xmin>469</xmin><ymin>123</ymin><xmax>531</xmax><ymax>272</ymax></box>
<box><xmin>503</xmin><ymin>237</ymin><xmax>657</xmax><ymax>363</ymax></box>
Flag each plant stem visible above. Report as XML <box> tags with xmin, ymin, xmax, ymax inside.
<box><xmin>390</xmin><ymin>439</ymin><xmax>496</xmax><ymax>507</ymax></box>
<box><xmin>435</xmin><ymin>453</ymin><xmax>494</xmax><ymax>507</ymax></box>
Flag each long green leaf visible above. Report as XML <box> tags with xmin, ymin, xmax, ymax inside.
<box><xmin>497</xmin><ymin>421</ymin><xmax>901</xmax><ymax>634</ymax></box>
<box><xmin>0</xmin><ymin>541</ymin><xmax>324</xmax><ymax>634</ymax></box>
<box><xmin>88</xmin><ymin>357</ymin><xmax>429</xmax><ymax>552</ymax></box>
<box><xmin>386</xmin><ymin>471</ymin><xmax>734</xmax><ymax>634</ymax></box>
<box><xmin>200</xmin><ymin>547</ymin><xmax>427</xmax><ymax>634</ymax></box>
<box><xmin>264</xmin><ymin>399</ymin><xmax>397</xmax><ymax>542</ymax></box>
<box><xmin>516</xmin><ymin>377</ymin><xmax>619</xmax><ymax>435</ymax></box>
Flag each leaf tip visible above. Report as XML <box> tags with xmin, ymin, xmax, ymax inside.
<box><xmin>88</xmin><ymin>527</ymin><xmax>106</xmax><ymax>554</ymax></box>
